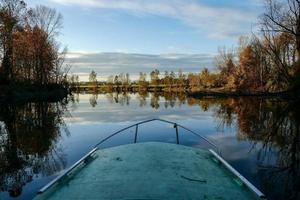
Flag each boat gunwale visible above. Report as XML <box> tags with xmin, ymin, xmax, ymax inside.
<box><xmin>37</xmin><ymin>147</ymin><xmax>98</xmax><ymax>194</ymax></box>
<box><xmin>209</xmin><ymin>149</ymin><xmax>266</xmax><ymax>199</ymax></box>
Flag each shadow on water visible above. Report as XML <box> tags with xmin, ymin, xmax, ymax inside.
<box><xmin>0</xmin><ymin>98</ymin><xmax>71</xmax><ymax>198</ymax></box>
<box><xmin>0</xmin><ymin>91</ymin><xmax>300</xmax><ymax>200</ymax></box>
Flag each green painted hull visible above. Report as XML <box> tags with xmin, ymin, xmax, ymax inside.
<box><xmin>34</xmin><ymin>142</ymin><xmax>260</xmax><ymax>200</ymax></box>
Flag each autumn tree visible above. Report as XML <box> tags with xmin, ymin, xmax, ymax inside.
<box><xmin>27</xmin><ymin>5</ymin><xmax>62</xmax><ymax>40</ymax></box>
<box><xmin>163</xmin><ymin>71</ymin><xmax>170</xmax><ymax>85</ymax></box>
<box><xmin>261</xmin><ymin>0</ymin><xmax>300</xmax><ymax>88</ymax></box>
<box><xmin>187</xmin><ymin>73</ymin><xmax>200</xmax><ymax>90</ymax></box>
<box><xmin>150</xmin><ymin>69</ymin><xmax>159</xmax><ymax>85</ymax></box>
<box><xmin>170</xmin><ymin>71</ymin><xmax>175</xmax><ymax>85</ymax></box>
<box><xmin>138</xmin><ymin>72</ymin><xmax>147</xmax><ymax>88</ymax></box>
<box><xmin>89</xmin><ymin>70</ymin><xmax>97</xmax><ymax>86</ymax></box>
<box><xmin>0</xmin><ymin>2</ymin><xmax>67</xmax><ymax>86</ymax></box>
<box><xmin>200</xmin><ymin>68</ymin><xmax>213</xmax><ymax>89</ymax></box>
<box><xmin>177</xmin><ymin>69</ymin><xmax>185</xmax><ymax>87</ymax></box>
<box><xmin>235</xmin><ymin>37</ymin><xmax>262</xmax><ymax>92</ymax></box>
<box><xmin>0</xmin><ymin>0</ymin><xmax>26</xmax><ymax>83</ymax></box>
<box><xmin>215</xmin><ymin>47</ymin><xmax>237</xmax><ymax>89</ymax></box>
<box><xmin>26</xmin><ymin>5</ymin><xmax>64</xmax><ymax>85</ymax></box>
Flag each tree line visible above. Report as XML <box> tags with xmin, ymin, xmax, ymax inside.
<box><xmin>0</xmin><ymin>0</ymin><xmax>67</xmax><ymax>86</ymax></box>
<box><xmin>204</xmin><ymin>0</ymin><xmax>300</xmax><ymax>93</ymax></box>
<box><xmin>69</xmin><ymin>68</ymin><xmax>223</xmax><ymax>93</ymax></box>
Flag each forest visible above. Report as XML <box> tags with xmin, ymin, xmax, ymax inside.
<box><xmin>0</xmin><ymin>0</ymin><xmax>68</xmax><ymax>98</ymax></box>
<box><xmin>71</xmin><ymin>0</ymin><xmax>300</xmax><ymax>95</ymax></box>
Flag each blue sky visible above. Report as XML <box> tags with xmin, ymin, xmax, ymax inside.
<box><xmin>27</xmin><ymin>0</ymin><xmax>263</xmax><ymax>54</ymax></box>
<box><xmin>27</xmin><ymin>0</ymin><xmax>264</xmax><ymax>80</ymax></box>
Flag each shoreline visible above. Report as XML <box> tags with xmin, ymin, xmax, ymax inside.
<box><xmin>71</xmin><ymin>84</ymin><xmax>300</xmax><ymax>99</ymax></box>
<box><xmin>187</xmin><ymin>90</ymin><xmax>300</xmax><ymax>98</ymax></box>
<box><xmin>1</xmin><ymin>83</ymin><xmax>298</xmax><ymax>104</ymax></box>
<box><xmin>0</xmin><ymin>84</ymin><xmax>69</xmax><ymax>103</ymax></box>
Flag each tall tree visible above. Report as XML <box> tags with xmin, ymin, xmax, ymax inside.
<box><xmin>200</xmin><ymin>68</ymin><xmax>213</xmax><ymax>88</ymax></box>
<box><xmin>27</xmin><ymin>5</ymin><xmax>62</xmax><ymax>40</ymax></box>
<box><xmin>89</xmin><ymin>70</ymin><xmax>97</xmax><ymax>85</ymax></box>
<box><xmin>237</xmin><ymin>45</ymin><xmax>260</xmax><ymax>91</ymax></box>
<box><xmin>177</xmin><ymin>69</ymin><xmax>185</xmax><ymax>87</ymax></box>
<box><xmin>215</xmin><ymin>47</ymin><xmax>237</xmax><ymax>88</ymax></box>
<box><xmin>0</xmin><ymin>0</ymin><xmax>26</xmax><ymax>83</ymax></box>
<box><xmin>150</xmin><ymin>69</ymin><xmax>159</xmax><ymax>85</ymax></box>
<box><xmin>261</xmin><ymin>0</ymin><xmax>300</xmax><ymax>87</ymax></box>
<box><xmin>138</xmin><ymin>72</ymin><xmax>146</xmax><ymax>86</ymax></box>
<box><xmin>26</xmin><ymin>5</ymin><xmax>63</xmax><ymax>85</ymax></box>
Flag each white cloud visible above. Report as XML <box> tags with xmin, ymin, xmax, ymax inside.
<box><xmin>66</xmin><ymin>52</ymin><xmax>215</xmax><ymax>81</ymax></box>
<box><xmin>49</xmin><ymin>0</ymin><xmax>259</xmax><ymax>38</ymax></box>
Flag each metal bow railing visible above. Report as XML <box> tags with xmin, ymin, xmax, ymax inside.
<box><xmin>93</xmin><ymin>118</ymin><xmax>220</xmax><ymax>153</ymax></box>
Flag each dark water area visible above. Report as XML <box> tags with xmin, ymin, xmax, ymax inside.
<box><xmin>0</xmin><ymin>92</ymin><xmax>300</xmax><ymax>200</ymax></box>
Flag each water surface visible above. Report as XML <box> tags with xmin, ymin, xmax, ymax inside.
<box><xmin>0</xmin><ymin>92</ymin><xmax>299</xmax><ymax>200</ymax></box>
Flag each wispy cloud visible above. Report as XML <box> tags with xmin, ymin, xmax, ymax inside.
<box><xmin>49</xmin><ymin>0</ymin><xmax>259</xmax><ymax>39</ymax></box>
<box><xmin>66</xmin><ymin>52</ymin><xmax>215</xmax><ymax>81</ymax></box>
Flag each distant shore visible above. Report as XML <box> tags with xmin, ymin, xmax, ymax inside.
<box><xmin>71</xmin><ymin>83</ymin><xmax>300</xmax><ymax>99</ymax></box>
<box><xmin>188</xmin><ymin>89</ymin><xmax>300</xmax><ymax>99</ymax></box>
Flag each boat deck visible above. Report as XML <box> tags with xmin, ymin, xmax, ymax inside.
<box><xmin>34</xmin><ymin>142</ymin><xmax>259</xmax><ymax>200</ymax></box>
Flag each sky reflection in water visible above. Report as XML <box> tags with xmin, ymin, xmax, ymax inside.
<box><xmin>0</xmin><ymin>93</ymin><xmax>299</xmax><ymax>200</ymax></box>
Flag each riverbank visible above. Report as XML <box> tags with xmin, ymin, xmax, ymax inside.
<box><xmin>188</xmin><ymin>89</ymin><xmax>300</xmax><ymax>99</ymax></box>
<box><xmin>71</xmin><ymin>84</ymin><xmax>186</xmax><ymax>93</ymax></box>
<box><xmin>72</xmin><ymin>84</ymin><xmax>300</xmax><ymax>99</ymax></box>
<box><xmin>0</xmin><ymin>84</ymin><xmax>69</xmax><ymax>103</ymax></box>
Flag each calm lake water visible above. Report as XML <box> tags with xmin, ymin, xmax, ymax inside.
<box><xmin>0</xmin><ymin>92</ymin><xmax>299</xmax><ymax>200</ymax></box>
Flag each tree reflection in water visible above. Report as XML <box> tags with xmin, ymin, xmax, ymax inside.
<box><xmin>221</xmin><ymin>98</ymin><xmax>300</xmax><ymax>200</ymax></box>
<box><xmin>85</xmin><ymin>92</ymin><xmax>300</xmax><ymax>199</ymax></box>
<box><xmin>3</xmin><ymin>91</ymin><xmax>298</xmax><ymax>199</ymax></box>
<box><xmin>105</xmin><ymin>92</ymin><xmax>131</xmax><ymax>106</ymax></box>
<box><xmin>187</xmin><ymin>96</ymin><xmax>300</xmax><ymax>200</ymax></box>
<box><xmin>0</xmin><ymin>100</ymin><xmax>69</xmax><ymax>197</ymax></box>
<box><xmin>87</xmin><ymin>92</ymin><xmax>188</xmax><ymax>109</ymax></box>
